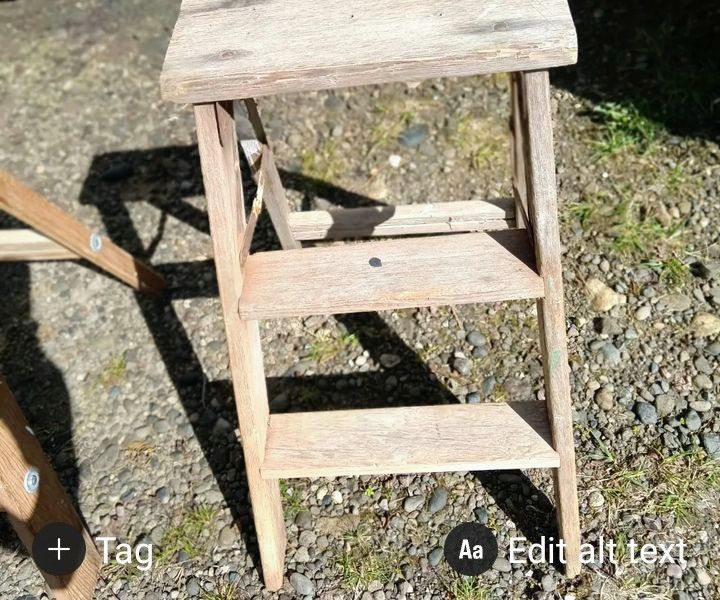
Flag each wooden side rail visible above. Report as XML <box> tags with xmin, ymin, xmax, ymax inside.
<box><xmin>0</xmin><ymin>378</ymin><xmax>101</xmax><ymax>599</ymax></box>
<box><xmin>0</xmin><ymin>170</ymin><xmax>165</xmax><ymax>294</ymax></box>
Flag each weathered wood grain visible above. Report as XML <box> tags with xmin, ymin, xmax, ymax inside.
<box><xmin>161</xmin><ymin>0</ymin><xmax>578</xmax><ymax>102</ymax></box>
<box><xmin>288</xmin><ymin>199</ymin><xmax>515</xmax><ymax>240</ymax></box>
<box><xmin>0</xmin><ymin>170</ymin><xmax>164</xmax><ymax>294</ymax></box>
<box><xmin>194</xmin><ymin>101</ymin><xmax>286</xmax><ymax>591</ymax></box>
<box><xmin>238</xmin><ymin>229</ymin><xmax>543</xmax><ymax>320</ymax></box>
<box><xmin>521</xmin><ymin>70</ymin><xmax>581</xmax><ymax>577</ymax></box>
<box><xmin>0</xmin><ymin>229</ymin><xmax>78</xmax><ymax>261</ymax></box>
<box><xmin>262</xmin><ymin>402</ymin><xmax>559</xmax><ymax>478</ymax></box>
<box><xmin>0</xmin><ymin>378</ymin><xmax>101</xmax><ymax>600</ymax></box>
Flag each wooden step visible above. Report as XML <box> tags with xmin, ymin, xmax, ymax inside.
<box><xmin>239</xmin><ymin>230</ymin><xmax>542</xmax><ymax>320</ymax></box>
<box><xmin>288</xmin><ymin>199</ymin><xmax>515</xmax><ymax>241</ymax></box>
<box><xmin>261</xmin><ymin>402</ymin><xmax>558</xmax><ymax>479</ymax></box>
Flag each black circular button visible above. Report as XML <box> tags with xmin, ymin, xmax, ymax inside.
<box><xmin>444</xmin><ymin>522</ymin><xmax>498</xmax><ymax>576</ymax></box>
<box><xmin>32</xmin><ymin>522</ymin><xmax>86</xmax><ymax>576</ymax></box>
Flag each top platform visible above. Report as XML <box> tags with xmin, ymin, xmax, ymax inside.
<box><xmin>160</xmin><ymin>0</ymin><xmax>577</xmax><ymax>103</ymax></box>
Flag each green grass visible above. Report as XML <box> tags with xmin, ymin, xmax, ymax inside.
<box><xmin>451</xmin><ymin>114</ymin><xmax>505</xmax><ymax>170</ymax></box>
<box><xmin>338</xmin><ymin>516</ymin><xmax>402</xmax><ymax>590</ymax></box>
<box><xmin>97</xmin><ymin>353</ymin><xmax>127</xmax><ymax>387</ymax></box>
<box><xmin>592</xmin><ymin>102</ymin><xmax>661</xmax><ymax>156</ymax></box>
<box><xmin>307</xmin><ymin>331</ymin><xmax>359</xmax><ymax>363</ymax></box>
<box><xmin>366</xmin><ymin>105</ymin><xmax>413</xmax><ymax>161</ymax></box>
<box><xmin>299</xmin><ymin>139</ymin><xmax>343</xmax><ymax>185</ymax></box>
<box><xmin>279</xmin><ymin>480</ymin><xmax>306</xmax><ymax>519</ymax></box>
<box><xmin>156</xmin><ymin>504</ymin><xmax>219</xmax><ymax>565</ymax></box>
<box><xmin>645</xmin><ymin>256</ymin><xmax>690</xmax><ymax>287</ymax></box>
<box><xmin>445</xmin><ymin>576</ymin><xmax>491</xmax><ymax>600</ymax></box>
<box><xmin>201</xmin><ymin>582</ymin><xmax>243</xmax><ymax>600</ymax></box>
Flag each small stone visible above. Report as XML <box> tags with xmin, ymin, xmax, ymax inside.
<box><xmin>212</xmin><ymin>417</ymin><xmax>232</xmax><ymax>435</ymax></box>
<box><xmin>601</xmin><ymin>343</ymin><xmax>622</xmax><ymax>366</ymax></box>
<box><xmin>295</xmin><ymin>510</ymin><xmax>312</xmax><ymax>529</ymax></box>
<box><xmin>289</xmin><ymin>573</ymin><xmax>315</xmax><ymax>596</ymax></box>
<box><xmin>482</xmin><ymin>376</ymin><xmax>496</xmax><ymax>396</ymax></box>
<box><xmin>399</xmin><ymin>124</ymin><xmax>429</xmax><ymax>147</ymax></box>
<box><xmin>701</xmin><ymin>433</ymin><xmax>720</xmax><ymax>458</ymax></box>
<box><xmin>594</xmin><ymin>387</ymin><xmax>614</xmax><ymax>411</ymax></box>
<box><xmin>694</xmin><ymin>567</ymin><xmax>712</xmax><ymax>586</ymax></box>
<box><xmin>658</xmin><ymin>293</ymin><xmax>692</xmax><ymax>312</ymax></box>
<box><xmin>403</xmin><ymin>495</ymin><xmax>425</xmax><ymax>512</ymax></box>
<box><xmin>218</xmin><ymin>525</ymin><xmax>236</xmax><ymax>548</ymax></box>
<box><xmin>586</xmin><ymin>278</ymin><xmax>621</xmax><ymax>312</ymax></box>
<box><xmin>474</xmin><ymin>508</ymin><xmax>488</xmax><ymax>524</ymax></box>
<box><xmin>655</xmin><ymin>394</ymin><xmax>677</xmax><ymax>418</ymax></box>
<box><xmin>379</xmin><ymin>353</ymin><xmax>401</xmax><ymax>368</ymax></box>
<box><xmin>428</xmin><ymin>547</ymin><xmax>443</xmax><ymax>566</ymax></box>
<box><xmin>635</xmin><ymin>305</ymin><xmax>652</xmax><ymax>321</ymax></box>
<box><xmin>331</xmin><ymin>490</ymin><xmax>343</xmax><ymax>504</ymax></box>
<box><xmin>453</xmin><ymin>357</ymin><xmax>473</xmax><ymax>376</ymax></box>
<box><xmin>705</xmin><ymin>342</ymin><xmax>720</xmax><ymax>356</ymax></box>
<box><xmin>684</xmin><ymin>410</ymin><xmax>702</xmax><ymax>431</ymax></box>
<box><xmin>635</xmin><ymin>402</ymin><xmax>658</xmax><ymax>425</ymax></box>
<box><xmin>694</xmin><ymin>374</ymin><xmax>713</xmax><ymax>390</ymax></box>
<box><xmin>293</xmin><ymin>546</ymin><xmax>310</xmax><ymax>563</ymax></box>
<box><xmin>388</xmin><ymin>154</ymin><xmax>402</xmax><ymax>168</ymax></box>
<box><xmin>595</xmin><ymin>317</ymin><xmax>623</xmax><ymax>336</ymax></box>
<box><xmin>666</xmin><ymin>564</ymin><xmax>683</xmax><ymax>578</ymax></box>
<box><xmin>689</xmin><ymin>400</ymin><xmax>712</xmax><ymax>412</ymax></box>
<box><xmin>466</xmin><ymin>331</ymin><xmax>487</xmax><ymax>347</ymax></box>
<box><xmin>493</xmin><ymin>557</ymin><xmax>512</xmax><ymax>572</ymax></box>
<box><xmin>541</xmin><ymin>574</ymin><xmax>556</xmax><ymax>592</ymax></box>
<box><xmin>466</xmin><ymin>392</ymin><xmax>481</xmax><ymax>404</ymax></box>
<box><xmin>691</xmin><ymin>313</ymin><xmax>720</xmax><ymax>337</ymax></box>
<box><xmin>588</xmin><ymin>491</ymin><xmax>605</xmax><ymax>508</ymax></box>
<box><xmin>155</xmin><ymin>486</ymin><xmax>171</xmax><ymax>504</ymax></box>
<box><xmin>186</xmin><ymin>577</ymin><xmax>201</xmax><ymax>597</ymax></box>
<box><xmin>428</xmin><ymin>488</ymin><xmax>448</xmax><ymax>514</ymax></box>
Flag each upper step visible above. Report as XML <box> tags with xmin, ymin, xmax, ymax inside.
<box><xmin>238</xmin><ymin>229</ymin><xmax>543</xmax><ymax>320</ymax></box>
<box><xmin>161</xmin><ymin>0</ymin><xmax>577</xmax><ymax>103</ymax></box>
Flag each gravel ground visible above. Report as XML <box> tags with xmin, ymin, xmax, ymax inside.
<box><xmin>1</xmin><ymin>1</ymin><xmax>719</xmax><ymax>599</ymax></box>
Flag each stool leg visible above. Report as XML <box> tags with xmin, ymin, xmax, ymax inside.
<box><xmin>509</xmin><ymin>73</ymin><xmax>529</xmax><ymax>229</ymax></box>
<box><xmin>0</xmin><ymin>378</ymin><xmax>101</xmax><ymax>599</ymax></box>
<box><xmin>194</xmin><ymin>100</ymin><xmax>286</xmax><ymax>591</ymax></box>
<box><xmin>519</xmin><ymin>70</ymin><xmax>581</xmax><ymax>577</ymax></box>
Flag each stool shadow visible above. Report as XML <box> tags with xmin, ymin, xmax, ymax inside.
<box><xmin>78</xmin><ymin>144</ymin><xmax>554</xmax><ymax>584</ymax></box>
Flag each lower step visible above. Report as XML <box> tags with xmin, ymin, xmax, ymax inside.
<box><xmin>261</xmin><ymin>402</ymin><xmax>558</xmax><ymax>479</ymax></box>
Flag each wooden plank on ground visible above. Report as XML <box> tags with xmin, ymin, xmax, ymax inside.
<box><xmin>288</xmin><ymin>199</ymin><xmax>515</xmax><ymax>240</ymax></box>
<box><xmin>161</xmin><ymin>0</ymin><xmax>577</xmax><ymax>102</ymax></box>
<box><xmin>0</xmin><ymin>229</ymin><xmax>78</xmax><ymax>261</ymax></box>
<box><xmin>262</xmin><ymin>402</ymin><xmax>558</xmax><ymax>478</ymax></box>
<box><xmin>239</xmin><ymin>229</ymin><xmax>542</xmax><ymax>320</ymax></box>
<box><xmin>0</xmin><ymin>170</ymin><xmax>164</xmax><ymax>294</ymax></box>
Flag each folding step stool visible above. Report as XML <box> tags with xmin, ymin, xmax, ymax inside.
<box><xmin>161</xmin><ymin>0</ymin><xmax>580</xmax><ymax>589</ymax></box>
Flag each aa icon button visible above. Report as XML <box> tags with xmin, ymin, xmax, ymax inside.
<box><xmin>444</xmin><ymin>522</ymin><xmax>498</xmax><ymax>576</ymax></box>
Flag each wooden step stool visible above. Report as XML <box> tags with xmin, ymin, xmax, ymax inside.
<box><xmin>161</xmin><ymin>0</ymin><xmax>580</xmax><ymax>589</ymax></box>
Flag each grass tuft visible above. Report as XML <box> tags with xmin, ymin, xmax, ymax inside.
<box><xmin>156</xmin><ymin>504</ymin><xmax>219</xmax><ymax>565</ymax></box>
<box><xmin>279</xmin><ymin>480</ymin><xmax>306</xmax><ymax>519</ymax></box>
<box><xmin>308</xmin><ymin>331</ymin><xmax>359</xmax><ymax>363</ymax></box>
<box><xmin>201</xmin><ymin>582</ymin><xmax>244</xmax><ymax>600</ymax></box>
<box><xmin>592</xmin><ymin>102</ymin><xmax>660</xmax><ymax>156</ymax></box>
<box><xmin>97</xmin><ymin>353</ymin><xmax>127</xmax><ymax>387</ymax></box>
<box><xmin>338</xmin><ymin>516</ymin><xmax>401</xmax><ymax>590</ymax></box>
<box><xmin>445</xmin><ymin>575</ymin><xmax>491</xmax><ymax>600</ymax></box>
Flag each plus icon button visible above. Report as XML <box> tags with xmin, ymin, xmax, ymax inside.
<box><xmin>32</xmin><ymin>523</ymin><xmax>87</xmax><ymax>576</ymax></box>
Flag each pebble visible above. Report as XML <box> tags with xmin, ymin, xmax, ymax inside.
<box><xmin>331</xmin><ymin>490</ymin><xmax>343</xmax><ymax>504</ymax></box>
<box><xmin>466</xmin><ymin>392</ymin><xmax>481</xmax><ymax>404</ymax></box>
<box><xmin>701</xmin><ymin>433</ymin><xmax>720</xmax><ymax>458</ymax></box>
<box><xmin>667</xmin><ymin>564</ymin><xmax>683</xmax><ymax>578</ymax></box>
<box><xmin>466</xmin><ymin>330</ymin><xmax>487</xmax><ymax>347</ymax></box>
<box><xmin>655</xmin><ymin>394</ymin><xmax>676</xmax><ymax>417</ymax></box>
<box><xmin>691</xmin><ymin>313</ymin><xmax>720</xmax><ymax>337</ymax></box>
<box><xmin>289</xmin><ymin>573</ymin><xmax>315</xmax><ymax>596</ymax></box>
<box><xmin>658</xmin><ymin>293</ymin><xmax>692</xmax><ymax>312</ymax></box>
<box><xmin>684</xmin><ymin>410</ymin><xmax>702</xmax><ymax>431</ymax></box>
<box><xmin>428</xmin><ymin>547</ymin><xmax>443</xmax><ymax>567</ymax></box>
<box><xmin>399</xmin><ymin>124</ymin><xmax>429</xmax><ymax>147</ymax></box>
<box><xmin>588</xmin><ymin>490</ymin><xmax>605</xmax><ymax>508</ymax></box>
<box><xmin>428</xmin><ymin>488</ymin><xmax>448</xmax><ymax>514</ymax></box>
<box><xmin>601</xmin><ymin>343</ymin><xmax>622</xmax><ymax>366</ymax></box>
<box><xmin>705</xmin><ymin>342</ymin><xmax>720</xmax><ymax>356</ymax></box>
<box><xmin>635</xmin><ymin>402</ymin><xmax>658</xmax><ymax>425</ymax></box>
<box><xmin>493</xmin><ymin>557</ymin><xmax>512</xmax><ymax>572</ymax></box>
<box><xmin>693</xmin><ymin>567</ymin><xmax>712</xmax><ymax>586</ymax></box>
<box><xmin>541</xmin><ymin>574</ymin><xmax>556</xmax><ymax>592</ymax></box>
<box><xmin>586</xmin><ymin>278</ymin><xmax>622</xmax><ymax>312</ymax></box>
<box><xmin>295</xmin><ymin>510</ymin><xmax>313</xmax><ymax>529</ymax></box>
<box><xmin>453</xmin><ymin>357</ymin><xmax>473</xmax><ymax>376</ymax></box>
<box><xmin>635</xmin><ymin>305</ymin><xmax>652</xmax><ymax>321</ymax></box>
<box><xmin>379</xmin><ymin>353</ymin><xmax>401</xmax><ymax>368</ymax></box>
<box><xmin>690</xmin><ymin>400</ymin><xmax>712</xmax><ymax>412</ymax></box>
<box><xmin>403</xmin><ymin>495</ymin><xmax>425</xmax><ymax>512</ymax></box>
<box><xmin>155</xmin><ymin>486</ymin><xmax>171</xmax><ymax>504</ymax></box>
<box><xmin>388</xmin><ymin>154</ymin><xmax>402</xmax><ymax>168</ymax></box>
<box><xmin>694</xmin><ymin>374</ymin><xmax>713</xmax><ymax>390</ymax></box>
<box><xmin>594</xmin><ymin>387</ymin><xmax>614</xmax><ymax>411</ymax></box>
<box><xmin>218</xmin><ymin>525</ymin><xmax>235</xmax><ymax>548</ymax></box>
<box><xmin>185</xmin><ymin>577</ymin><xmax>201</xmax><ymax>597</ymax></box>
